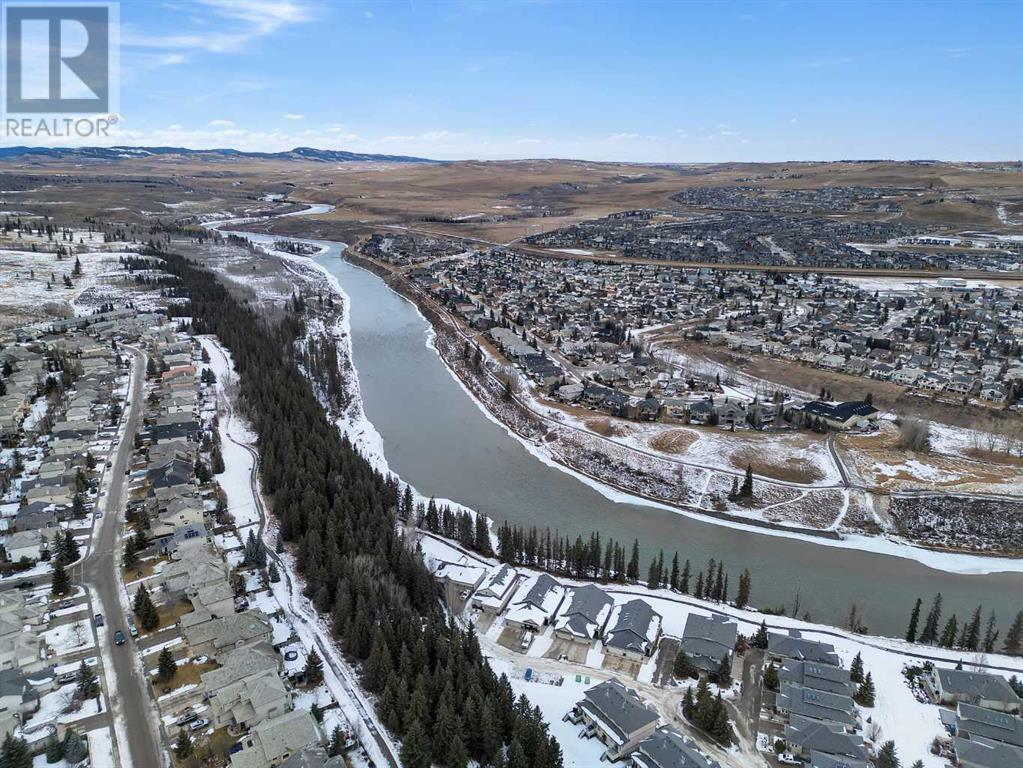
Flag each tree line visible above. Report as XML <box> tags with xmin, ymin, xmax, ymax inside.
<box><xmin>905</xmin><ymin>594</ymin><xmax>1023</xmax><ymax>655</ymax></box>
<box><xmin>156</xmin><ymin>250</ymin><xmax>562</xmax><ymax>768</ymax></box>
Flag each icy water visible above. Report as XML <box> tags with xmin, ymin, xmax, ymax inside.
<box><xmin>237</xmin><ymin>222</ymin><xmax>1022</xmax><ymax>636</ymax></box>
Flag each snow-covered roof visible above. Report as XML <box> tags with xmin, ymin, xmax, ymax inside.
<box><xmin>553</xmin><ymin>584</ymin><xmax>613</xmax><ymax>639</ymax></box>
<box><xmin>504</xmin><ymin>573</ymin><xmax>565</xmax><ymax>628</ymax></box>
<box><xmin>604</xmin><ymin>598</ymin><xmax>661</xmax><ymax>656</ymax></box>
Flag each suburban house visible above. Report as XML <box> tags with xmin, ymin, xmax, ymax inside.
<box><xmin>779</xmin><ymin>659</ymin><xmax>856</xmax><ymax>697</ymax></box>
<box><xmin>553</xmin><ymin>585</ymin><xmax>613</xmax><ymax>646</ymax></box>
<box><xmin>471</xmin><ymin>564</ymin><xmax>519</xmax><ymax>615</ymax></box>
<box><xmin>953</xmin><ymin>736</ymin><xmax>1023</xmax><ymax>768</ymax></box>
<box><xmin>798</xmin><ymin>401</ymin><xmax>879</xmax><ymax>431</ymax></box>
<box><xmin>604</xmin><ymin>599</ymin><xmax>662</xmax><ymax>662</ymax></box>
<box><xmin>784</xmin><ymin>714</ymin><xmax>868</xmax><ymax>761</ymax></box>
<box><xmin>504</xmin><ymin>574</ymin><xmax>566</xmax><ymax>633</ymax></box>
<box><xmin>768</xmin><ymin>630</ymin><xmax>841</xmax><ymax>667</ymax></box>
<box><xmin>926</xmin><ymin>668</ymin><xmax>1022</xmax><ymax>713</ymax></box>
<box><xmin>228</xmin><ymin>709</ymin><xmax>322</xmax><ymax>768</ymax></box>
<box><xmin>2</xmin><ymin>529</ymin><xmax>47</xmax><ymax>563</ymax></box>
<box><xmin>182</xmin><ymin>610</ymin><xmax>273</xmax><ymax>658</ymax></box>
<box><xmin>809</xmin><ymin>752</ymin><xmax>869</xmax><ymax>768</ymax></box>
<box><xmin>776</xmin><ymin>683</ymin><xmax>858</xmax><ymax>729</ymax></box>
<box><xmin>0</xmin><ymin>667</ymin><xmax>39</xmax><ymax>735</ymax></box>
<box><xmin>201</xmin><ymin>645</ymin><xmax>288</xmax><ymax>731</ymax></box>
<box><xmin>630</xmin><ymin>725</ymin><xmax>721</xmax><ymax>768</ymax></box>
<box><xmin>955</xmin><ymin>703</ymin><xmax>1023</xmax><ymax>747</ymax></box>
<box><xmin>432</xmin><ymin>558</ymin><xmax>487</xmax><ymax>606</ymax></box>
<box><xmin>679</xmin><ymin>614</ymin><xmax>737</xmax><ymax>675</ymax></box>
<box><xmin>565</xmin><ymin>679</ymin><xmax>660</xmax><ymax>762</ymax></box>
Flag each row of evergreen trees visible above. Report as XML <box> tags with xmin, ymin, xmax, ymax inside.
<box><xmin>490</xmin><ymin>521</ymin><xmax>753</xmax><ymax>608</ymax></box>
<box><xmin>906</xmin><ymin>594</ymin><xmax>1023</xmax><ymax>655</ymax></box>
<box><xmin>157</xmin><ymin>250</ymin><xmax>563</xmax><ymax>768</ymax></box>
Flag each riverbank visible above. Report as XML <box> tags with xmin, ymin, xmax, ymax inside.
<box><xmin>340</xmin><ymin>244</ymin><xmax>1023</xmax><ymax>574</ymax></box>
<box><xmin>217</xmin><ymin>206</ymin><xmax>1023</xmax><ymax>637</ymax></box>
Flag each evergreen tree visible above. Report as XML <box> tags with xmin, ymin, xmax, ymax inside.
<box><xmin>854</xmin><ymin>672</ymin><xmax>875</xmax><ymax>707</ymax></box>
<box><xmin>735</xmin><ymin>568</ymin><xmax>752</xmax><ymax>609</ymax></box>
<box><xmin>673</xmin><ymin>650</ymin><xmax>697</xmax><ymax>680</ymax></box>
<box><xmin>44</xmin><ymin>734</ymin><xmax>64</xmax><ymax>764</ymax></box>
<box><xmin>75</xmin><ymin>660</ymin><xmax>99</xmax><ymax>700</ymax></box>
<box><xmin>133</xmin><ymin>584</ymin><xmax>159</xmax><ymax>631</ymax></box>
<box><xmin>713</xmin><ymin>654</ymin><xmax>732</xmax><ymax>687</ymax></box>
<box><xmin>399</xmin><ymin>719</ymin><xmax>431</xmax><ymax>768</ymax></box>
<box><xmin>740</xmin><ymin>464</ymin><xmax>754</xmax><ymax>498</ymax></box>
<box><xmin>876</xmin><ymin>740</ymin><xmax>899</xmax><ymax>768</ymax></box>
<box><xmin>626</xmin><ymin>539</ymin><xmax>640</xmax><ymax>581</ymax></box>
<box><xmin>50</xmin><ymin>560</ymin><xmax>71</xmax><ymax>596</ymax></box>
<box><xmin>0</xmin><ymin>733</ymin><xmax>31</xmax><ymax>768</ymax></box>
<box><xmin>939</xmin><ymin>615</ymin><xmax>959</xmax><ymax>648</ymax></box>
<box><xmin>304</xmin><ymin>649</ymin><xmax>324</xmax><ymax>686</ymax></box>
<box><xmin>763</xmin><ymin>662</ymin><xmax>779</xmax><ymax>691</ymax></box>
<box><xmin>752</xmin><ymin>620</ymin><xmax>769</xmax><ymax>649</ymax></box>
<box><xmin>680</xmin><ymin>559</ymin><xmax>690</xmax><ymax>594</ymax></box>
<box><xmin>268</xmin><ymin>561</ymin><xmax>280</xmax><ymax>583</ymax></box>
<box><xmin>123</xmin><ymin>538</ymin><xmax>138</xmax><ymax>571</ymax></box>
<box><xmin>62</xmin><ymin>732</ymin><xmax>87</xmax><ymax>765</ymax></box>
<box><xmin>983</xmin><ymin>611</ymin><xmax>999</xmax><ymax>654</ymax></box>
<box><xmin>920</xmin><ymin>593</ymin><xmax>943</xmax><ymax>645</ymax></box>
<box><xmin>1004</xmin><ymin>611</ymin><xmax>1023</xmax><ymax>655</ymax></box>
<box><xmin>850</xmin><ymin>652</ymin><xmax>864</xmax><ymax>684</ymax></box>
<box><xmin>905</xmin><ymin>597</ymin><xmax>922</xmax><ymax>643</ymax></box>
<box><xmin>157</xmin><ymin>648</ymin><xmax>177</xmax><ymax>681</ymax></box>
<box><xmin>963</xmin><ymin>606</ymin><xmax>983</xmax><ymax>651</ymax></box>
<box><xmin>174</xmin><ymin>730</ymin><xmax>193</xmax><ymax>760</ymax></box>
<box><xmin>669</xmin><ymin>553</ymin><xmax>680</xmax><ymax>591</ymax></box>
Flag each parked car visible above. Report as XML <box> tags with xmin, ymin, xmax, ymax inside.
<box><xmin>174</xmin><ymin>711</ymin><xmax>198</xmax><ymax>727</ymax></box>
<box><xmin>189</xmin><ymin>719</ymin><xmax>209</xmax><ymax>732</ymax></box>
<box><xmin>59</xmin><ymin>600</ymin><xmax>72</xmax><ymax>609</ymax></box>
<box><xmin>113</xmin><ymin>630</ymin><xmax>125</xmax><ymax>646</ymax></box>
<box><xmin>57</xmin><ymin>671</ymin><xmax>78</xmax><ymax>685</ymax></box>
<box><xmin>520</xmin><ymin>632</ymin><xmax>533</xmax><ymax>650</ymax></box>
<box><xmin>16</xmin><ymin>581</ymin><xmax>33</xmax><ymax>590</ymax></box>
<box><xmin>128</xmin><ymin>623</ymin><xmax>138</xmax><ymax>638</ymax></box>
<box><xmin>94</xmin><ymin>614</ymin><xmax>104</xmax><ymax>627</ymax></box>
<box><xmin>779</xmin><ymin>754</ymin><xmax>800</xmax><ymax>766</ymax></box>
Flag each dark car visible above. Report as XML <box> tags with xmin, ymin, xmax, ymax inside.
<box><xmin>174</xmin><ymin>711</ymin><xmax>198</xmax><ymax>727</ymax></box>
<box><xmin>16</xmin><ymin>581</ymin><xmax>33</xmax><ymax>590</ymax></box>
<box><xmin>113</xmin><ymin>630</ymin><xmax>125</xmax><ymax>646</ymax></box>
<box><xmin>94</xmin><ymin>614</ymin><xmax>104</xmax><ymax>627</ymax></box>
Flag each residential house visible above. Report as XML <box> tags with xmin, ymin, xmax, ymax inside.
<box><xmin>679</xmin><ymin>614</ymin><xmax>737</xmax><ymax>676</ymax></box>
<box><xmin>768</xmin><ymin>631</ymin><xmax>841</xmax><ymax>667</ymax></box>
<box><xmin>2</xmin><ymin>529</ymin><xmax>47</xmax><ymax>562</ymax></box>
<box><xmin>564</xmin><ymin>680</ymin><xmax>659</xmax><ymax>762</ymax></box>
<box><xmin>553</xmin><ymin>585</ymin><xmax>613</xmax><ymax>646</ymax></box>
<box><xmin>504</xmin><ymin>574</ymin><xmax>566</xmax><ymax>633</ymax></box>
<box><xmin>604</xmin><ymin>599</ymin><xmax>662</xmax><ymax>662</ymax></box>
<box><xmin>779</xmin><ymin>660</ymin><xmax>855</xmax><ymax>697</ymax></box>
<box><xmin>955</xmin><ymin>703</ymin><xmax>1023</xmax><ymax>747</ymax></box>
<box><xmin>783</xmin><ymin>715</ymin><xmax>868</xmax><ymax>761</ymax></box>
<box><xmin>954</xmin><ymin>736</ymin><xmax>1023</xmax><ymax>768</ymax></box>
<box><xmin>927</xmin><ymin>668</ymin><xmax>1021</xmax><ymax>713</ymax></box>
<box><xmin>229</xmin><ymin>709</ymin><xmax>322</xmax><ymax>768</ymax></box>
<box><xmin>471</xmin><ymin>565</ymin><xmax>519</xmax><ymax>615</ymax></box>
<box><xmin>183</xmin><ymin>611</ymin><xmax>273</xmax><ymax>658</ymax></box>
<box><xmin>630</xmin><ymin>725</ymin><xmax>721</xmax><ymax>768</ymax></box>
<box><xmin>776</xmin><ymin>683</ymin><xmax>858</xmax><ymax>729</ymax></box>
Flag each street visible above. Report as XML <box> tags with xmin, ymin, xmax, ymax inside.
<box><xmin>81</xmin><ymin>348</ymin><xmax>166</xmax><ymax>768</ymax></box>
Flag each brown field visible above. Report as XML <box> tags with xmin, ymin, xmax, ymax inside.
<box><xmin>584</xmin><ymin>417</ymin><xmax>628</xmax><ymax>437</ymax></box>
<box><xmin>648</xmin><ymin>428</ymin><xmax>697</xmax><ymax>454</ymax></box>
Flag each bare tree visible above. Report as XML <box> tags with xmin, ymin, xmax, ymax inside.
<box><xmin>897</xmin><ymin>417</ymin><xmax>931</xmax><ymax>453</ymax></box>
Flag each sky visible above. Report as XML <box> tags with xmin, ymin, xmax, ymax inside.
<box><xmin>15</xmin><ymin>0</ymin><xmax>1023</xmax><ymax>161</ymax></box>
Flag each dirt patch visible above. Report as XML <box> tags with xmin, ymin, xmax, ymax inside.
<box><xmin>585</xmin><ymin>417</ymin><xmax>628</xmax><ymax>437</ymax></box>
<box><xmin>964</xmin><ymin>448</ymin><xmax>1023</xmax><ymax>467</ymax></box>
<box><xmin>649</xmin><ymin>429</ymin><xmax>697</xmax><ymax>454</ymax></box>
<box><xmin>731</xmin><ymin>448</ymin><xmax>824</xmax><ymax>484</ymax></box>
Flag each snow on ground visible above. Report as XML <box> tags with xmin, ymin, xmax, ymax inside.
<box><xmin>488</xmin><ymin>655</ymin><xmax>607</xmax><ymax>768</ymax></box>
<box><xmin>42</xmin><ymin>621</ymin><xmax>95</xmax><ymax>655</ymax></box>
<box><xmin>424</xmin><ymin>532</ymin><xmax>1023</xmax><ymax>766</ymax></box>
<box><xmin>196</xmin><ymin>337</ymin><xmax>261</xmax><ymax>529</ymax></box>
<box><xmin>85</xmin><ymin>727</ymin><xmax>115</xmax><ymax>768</ymax></box>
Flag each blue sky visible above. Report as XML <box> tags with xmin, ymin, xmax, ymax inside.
<box><xmin>79</xmin><ymin>0</ymin><xmax>1023</xmax><ymax>159</ymax></box>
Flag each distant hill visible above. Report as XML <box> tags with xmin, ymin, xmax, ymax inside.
<box><xmin>0</xmin><ymin>145</ymin><xmax>437</xmax><ymax>163</ymax></box>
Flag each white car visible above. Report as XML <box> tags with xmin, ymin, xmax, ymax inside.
<box><xmin>778</xmin><ymin>754</ymin><xmax>799</xmax><ymax>766</ymax></box>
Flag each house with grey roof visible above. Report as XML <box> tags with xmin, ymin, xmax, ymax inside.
<box><xmin>565</xmin><ymin>679</ymin><xmax>659</xmax><ymax>762</ymax></box>
<box><xmin>604</xmin><ymin>599</ymin><xmax>662</xmax><ymax>662</ymax></box>
<box><xmin>779</xmin><ymin>659</ymin><xmax>856</xmax><ymax>697</ymax></box>
<box><xmin>809</xmin><ymin>751</ymin><xmax>870</xmax><ymax>768</ymax></box>
<box><xmin>554</xmin><ymin>585</ymin><xmax>613</xmax><ymax>646</ymax></box>
<box><xmin>776</xmin><ymin>683</ymin><xmax>858</xmax><ymax>729</ymax></box>
<box><xmin>182</xmin><ymin>610</ymin><xmax>273</xmax><ymax>658</ymax></box>
<box><xmin>504</xmin><ymin>573</ymin><xmax>565</xmax><ymax>633</ymax></box>
<box><xmin>954</xmin><ymin>735</ymin><xmax>1023</xmax><ymax>768</ymax></box>
<box><xmin>680</xmin><ymin>613</ymin><xmax>736</xmax><ymax>675</ymax></box>
<box><xmin>471</xmin><ymin>564</ymin><xmax>519</xmax><ymax>615</ymax></box>
<box><xmin>278</xmin><ymin>745</ymin><xmax>345</xmax><ymax>768</ymax></box>
<box><xmin>768</xmin><ymin>630</ymin><xmax>841</xmax><ymax>667</ymax></box>
<box><xmin>927</xmin><ymin>668</ymin><xmax>1021</xmax><ymax>713</ymax></box>
<box><xmin>229</xmin><ymin>709</ymin><xmax>322</xmax><ymax>768</ymax></box>
<box><xmin>630</xmin><ymin>725</ymin><xmax>721</xmax><ymax>768</ymax></box>
<box><xmin>0</xmin><ymin>668</ymin><xmax>39</xmax><ymax>731</ymax></box>
<box><xmin>955</xmin><ymin>703</ymin><xmax>1023</xmax><ymax>747</ymax></box>
<box><xmin>784</xmin><ymin>715</ymin><xmax>868</xmax><ymax>760</ymax></box>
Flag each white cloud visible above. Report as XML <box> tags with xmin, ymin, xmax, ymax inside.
<box><xmin>284</xmin><ymin>114</ymin><xmax>305</xmax><ymax>120</ymax></box>
<box><xmin>208</xmin><ymin>119</ymin><xmax>235</xmax><ymax>127</ymax></box>
<box><xmin>363</xmin><ymin>10</ymin><xmax>374</xmax><ymax>20</ymax></box>
<box><xmin>123</xmin><ymin>0</ymin><xmax>314</xmax><ymax>54</ymax></box>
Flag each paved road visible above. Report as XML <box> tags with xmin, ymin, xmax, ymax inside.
<box><xmin>738</xmin><ymin>649</ymin><xmax>764</xmax><ymax>743</ymax></box>
<box><xmin>81</xmin><ymin>348</ymin><xmax>166</xmax><ymax>768</ymax></box>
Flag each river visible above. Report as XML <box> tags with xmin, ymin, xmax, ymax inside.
<box><xmin>234</xmin><ymin>221</ymin><xmax>1021</xmax><ymax>637</ymax></box>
